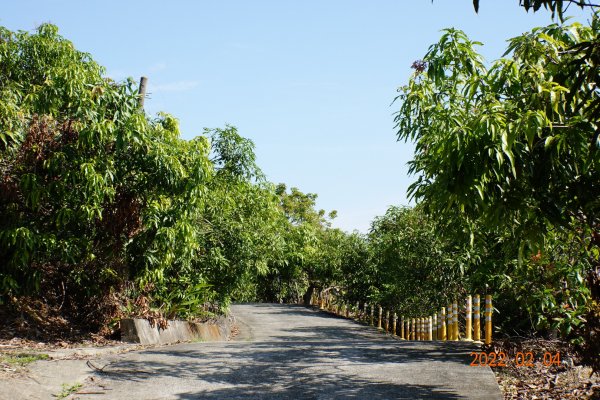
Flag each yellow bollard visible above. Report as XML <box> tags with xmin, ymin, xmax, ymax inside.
<box><xmin>370</xmin><ymin>304</ymin><xmax>374</xmax><ymax>326</ymax></box>
<box><xmin>428</xmin><ymin>316</ymin><xmax>433</xmax><ymax>340</ymax></box>
<box><xmin>465</xmin><ymin>295</ymin><xmax>473</xmax><ymax>341</ymax></box>
<box><xmin>450</xmin><ymin>306</ymin><xmax>454</xmax><ymax>340</ymax></box>
<box><xmin>433</xmin><ymin>314</ymin><xmax>437</xmax><ymax>340</ymax></box>
<box><xmin>393</xmin><ymin>313</ymin><xmax>397</xmax><ymax>336</ymax></box>
<box><xmin>419</xmin><ymin>318</ymin><xmax>423</xmax><ymax>341</ymax></box>
<box><xmin>385</xmin><ymin>310</ymin><xmax>390</xmax><ymax>332</ymax></box>
<box><xmin>378</xmin><ymin>306</ymin><xmax>383</xmax><ymax>329</ymax></box>
<box><xmin>436</xmin><ymin>310</ymin><xmax>441</xmax><ymax>341</ymax></box>
<box><xmin>453</xmin><ymin>301</ymin><xmax>459</xmax><ymax>341</ymax></box>
<box><xmin>400</xmin><ymin>316</ymin><xmax>405</xmax><ymax>339</ymax></box>
<box><xmin>448</xmin><ymin>303</ymin><xmax>453</xmax><ymax>340</ymax></box>
<box><xmin>441</xmin><ymin>307</ymin><xmax>447</xmax><ymax>341</ymax></box>
<box><xmin>485</xmin><ymin>294</ymin><xmax>492</xmax><ymax>345</ymax></box>
<box><xmin>473</xmin><ymin>295</ymin><xmax>481</xmax><ymax>342</ymax></box>
<box><xmin>447</xmin><ymin>304</ymin><xmax>453</xmax><ymax>340</ymax></box>
<box><xmin>412</xmin><ymin>318</ymin><xmax>416</xmax><ymax>340</ymax></box>
<box><xmin>415</xmin><ymin>318</ymin><xmax>419</xmax><ymax>340</ymax></box>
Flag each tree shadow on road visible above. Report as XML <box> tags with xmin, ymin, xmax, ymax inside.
<box><xmin>87</xmin><ymin>305</ymin><xmax>499</xmax><ymax>399</ymax></box>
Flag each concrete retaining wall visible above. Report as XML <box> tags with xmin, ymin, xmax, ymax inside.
<box><xmin>120</xmin><ymin>315</ymin><xmax>234</xmax><ymax>345</ymax></box>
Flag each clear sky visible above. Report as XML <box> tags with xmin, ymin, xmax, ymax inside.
<box><xmin>2</xmin><ymin>1</ymin><xmax>594</xmax><ymax>233</ymax></box>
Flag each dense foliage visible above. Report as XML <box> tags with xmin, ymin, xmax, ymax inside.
<box><xmin>393</xmin><ymin>15</ymin><xmax>599</xmax><ymax>367</ymax></box>
<box><xmin>0</xmin><ymin>24</ymin><xmax>358</xmax><ymax>335</ymax></box>
<box><xmin>1</xmin><ymin>13</ymin><xmax>598</xmax><ymax>371</ymax></box>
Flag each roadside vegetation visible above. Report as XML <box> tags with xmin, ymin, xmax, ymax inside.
<box><xmin>0</xmin><ymin>2</ymin><xmax>598</xmax><ymax>398</ymax></box>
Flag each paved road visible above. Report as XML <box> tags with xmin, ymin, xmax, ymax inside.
<box><xmin>8</xmin><ymin>304</ymin><xmax>502</xmax><ymax>399</ymax></box>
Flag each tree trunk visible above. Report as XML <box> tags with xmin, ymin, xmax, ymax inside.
<box><xmin>303</xmin><ymin>284</ymin><xmax>316</xmax><ymax>306</ymax></box>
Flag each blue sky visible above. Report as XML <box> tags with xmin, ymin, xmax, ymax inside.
<box><xmin>2</xmin><ymin>1</ymin><xmax>593</xmax><ymax>232</ymax></box>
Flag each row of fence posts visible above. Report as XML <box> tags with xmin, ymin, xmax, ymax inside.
<box><xmin>311</xmin><ymin>292</ymin><xmax>493</xmax><ymax>345</ymax></box>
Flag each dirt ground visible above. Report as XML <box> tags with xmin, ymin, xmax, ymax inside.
<box><xmin>489</xmin><ymin>338</ymin><xmax>599</xmax><ymax>399</ymax></box>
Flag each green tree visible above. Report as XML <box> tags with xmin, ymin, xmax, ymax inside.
<box><xmin>195</xmin><ymin>126</ymin><xmax>284</xmax><ymax>306</ymax></box>
<box><xmin>471</xmin><ymin>0</ymin><xmax>596</xmax><ymax>19</ymax></box>
<box><xmin>0</xmin><ymin>24</ymin><xmax>214</xmax><ymax>329</ymax></box>
<box><xmin>366</xmin><ymin>206</ymin><xmax>468</xmax><ymax>315</ymax></box>
<box><xmin>394</xmin><ymin>19</ymin><xmax>599</xmax><ymax>368</ymax></box>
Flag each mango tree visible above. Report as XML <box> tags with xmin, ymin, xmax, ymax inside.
<box><xmin>394</xmin><ymin>19</ymin><xmax>599</xmax><ymax>367</ymax></box>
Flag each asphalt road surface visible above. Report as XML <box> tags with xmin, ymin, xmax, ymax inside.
<box><xmin>7</xmin><ymin>303</ymin><xmax>502</xmax><ymax>399</ymax></box>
